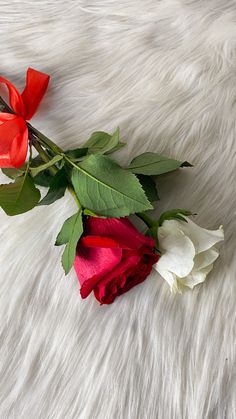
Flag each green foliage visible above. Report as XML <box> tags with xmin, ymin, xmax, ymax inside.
<box><xmin>38</xmin><ymin>167</ymin><xmax>68</xmax><ymax>206</ymax></box>
<box><xmin>55</xmin><ymin>213</ymin><xmax>79</xmax><ymax>246</ymax></box>
<box><xmin>0</xmin><ymin>121</ymin><xmax>193</xmax><ymax>260</ymax></box>
<box><xmin>84</xmin><ymin>128</ymin><xmax>125</xmax><ymax>155</ymax></box>
<box><xmin>0</xmin><ymin>173</ymin><xmax>40</xmax><ymax>216</ymax></box>
<box><xmin>159</xmin><ymin>209</ymin><xmax>193</xmax><ymax>226</ymax></box>
<box><xmin>71</xmin><ymin>154</ymin><xmax>152</xmax><ymax>217</ymax></box>
<box><xmin>31</xmin><ymin>154</ymin><xmax>47</xmax><ymax>167</ymax></box>
<box><xmin>30</xmin><ymin>155</ymin><xmax>63</xmax><ymax>177</ymax></box>
<box><xmin>64</xmin><ymin>148</ymin><xmax>88</xmax><ymax>161</ymax></box>
<box><xmin>1</xmin><ymin>165</ymin><xmax>27</xmax><ymax>180</ymax></box>
<box><xmin>137</xmin><ymin>175</ymin><xmax>159</xmax><ymax>202</ymax></box>
<box><xmin>33</xmin><ymin>171</ymin><xmax>53</xmax><ymax>187</ymax></box>
<box><xmin>83</xmin><ymin>209</ymin><xmax>98</xmax><ymax>217</ymax></box>
<box><xmin>127</xmin><ymin>152</ymin><xmax>192</xmax><ymax>176</ymax></box>
<box><xmin>56</xmin><ymin>210</ymin><xmax>83</xmax><ymax>274</ymax></box>
<box><xmin>30</xmin><ymin>154</ymin><xmax>55</xmax><ymax>187</ymax></box>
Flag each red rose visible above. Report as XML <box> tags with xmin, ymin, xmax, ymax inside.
<box><xmin>74</xmin><ymin>217</ymin><xmax>159</xmax><ymax>304</ymax></box>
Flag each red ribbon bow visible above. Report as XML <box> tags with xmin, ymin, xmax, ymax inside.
<box><xmin>0</xmin><ymin>68</ymin><xmax>50</xmax><ymax>168</ymax></box>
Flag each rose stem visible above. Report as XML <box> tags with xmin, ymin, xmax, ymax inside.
<box><xmin>32</xmin><ymin>138</ymin><xmax>81</xmax><ymax>208</ymax></box>
<box><xmin>0</xmin><ymin>95</ymin><xmax>60</xmax><ymax>174</ymax></box>
<box><xmin>27</xmin><ymin>123</ymin><xmax>64</xmax><ymax>154</ymax></box>
<box><xmin>0</xmin><ymin>96</ymin><xmax>12</xmax><ymax>113</ymax></box>
<box><xmin>0</xmin><ymin>95</ymin><xmax>63</xmax><ymax>154</ymax></box>
<box><xmin>137</xmin><ymin>212</ymin><xmax>160</xmax><ymax>249</ymax></box>
<box><xmin>30</xmin><ymin>137</ymin><xmax>81</xmax><ymax>208</ymax></box>
<box><xmin>136</xmin><ymin>212</ymin><xmax>156</xmax><ymax>228</ymax></box>
<box><xmin>30</xmin><ymin>136</ymin><xmax>58</xmax><ymax>175</ymax></box>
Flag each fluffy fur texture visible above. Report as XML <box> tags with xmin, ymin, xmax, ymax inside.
<box><xmin>0</xmin><ymin>1</ymin><xmax>235</xmax><ymax>418</ymax></box>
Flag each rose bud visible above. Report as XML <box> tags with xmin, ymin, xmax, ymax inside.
<box><xmin>74</xmin><ymin>217</ymin><xmax>159</xmax><ymax>304</ymax></box>
<box><xmin>154</xmin><ymin>217</ymin><xmax>224</xmax><ymax>293</ymax></box>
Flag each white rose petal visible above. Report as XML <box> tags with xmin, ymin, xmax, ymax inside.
<box><xmin>193</xmin><ymin>247</ymin><xmax>219</xmax><ymax>270</ymax></box>
<box><xmin>154</xmin><ymin>217</ymin><xmax>224</xmax><ymax>293</ymax></box>
<box><xmin>177</xmin><ymin>263</ymin><xmax>214</xmax><ymax>290</ymax></box>
<box><xmin>156</xmin><ymin>227</ymin><xmax>195</xmax><ymax>277</ymax></box>
<box><xmin>177</xmin><ymin>218</ymin><xmax>224</xmax><ymax>253</ymax></box>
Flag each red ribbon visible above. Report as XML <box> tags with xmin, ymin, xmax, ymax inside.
<box><xmin>0</xmin><ymin>68</ymin><xmax>50</xmax><ymax>168</ymax></box>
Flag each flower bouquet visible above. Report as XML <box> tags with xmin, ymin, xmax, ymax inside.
<box><xmin>0</xmin><ymin>68</ymin><xmax>224</xmax><ymax>304</ymax></box>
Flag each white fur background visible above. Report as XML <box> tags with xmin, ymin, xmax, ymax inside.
<box><xmin>0</xmin><ymin>1</ymin><xmax>235</xmax><ymax>418</ymax></box>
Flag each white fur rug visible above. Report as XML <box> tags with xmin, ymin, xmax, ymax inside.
<box><xmin>0</xmin><ymin>1</ymin><xmax>235</xmax><ymax>418</ymax></box>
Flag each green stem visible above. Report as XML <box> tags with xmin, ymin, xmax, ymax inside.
<box><xmin>28</xmin><ymin>142</ymin><xmax>33</xmax><ymax>166</ymax></box>
<box><xmin>31</xmin><ymin>137</ymin><xmax>58</xmax><ymax>175</ymax></box>
<box><xmin>0</xmin><ymin>95</ymin><xmax>63</xmax><ymax>154</ymax></box>
<box><xmin>27</xmin><ymin>123</ymin><xmax>64</xmax><ymax>155</ymax></box>
<box><xmin>67</xmin><ymin>185</ymin><xmax>81</xmax><ymax>208</ymax></box>
<box><xmin>137</xmin><ymin>212</ymin><xmax>160</xmax><ymax>251</ymax></box>
<box><xmin>31</xmin><ymin>140</ymin><xmax>80</xmax><ymax>207</ymax></box>
<box><xmin>0</xmin><ymin>96</ymin><xmax>12</xmax><ymax>113</ymax></box>
<box><xmin>136</xmin><ymin>212</ymin><xmax>157</xmax><ymax>229</ymax></box>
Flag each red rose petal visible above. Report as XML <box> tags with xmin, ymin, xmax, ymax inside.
<box><xmin>94</xmin><ymin>249</ymin><xmax>159</xmax><ymax>304</ymax></box>
<box><xmin>74</xmin><ymin>246</ymin><xmax>123</xmax><ymax>298</ymax></box>
<box><xmin>93</xmin><ymin>252</ymin><xmax>141</xmax><ymax>303</ymax></box>
<box><xmin>74</xmin><ymin>217</ymin><xmax>159</xmax><ymax>304</ymax></box>
<box><xmin>80</xmin><ymin>235</ymin><xmax>119</xmax><ymax>248</ymax></box>
<box><xmin>84</xmin><ymin>217</ymin><xmax>155</xmax><ymax>250</ymax></box>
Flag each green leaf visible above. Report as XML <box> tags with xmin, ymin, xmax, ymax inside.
<box><xmin>38</xmin><ymin>167</ymin><xmax>68</xmax><ymax>206</ymax></box>
<box><xmin>106</xmin><ymin>141</ymin><xmax>126</xmax><ymax>154</ymax></box>
<box><xmin>30</xmin><ymin>155</ymin><xmax>63</xmax><ymax>177</ymax></box>
<box><xmin>0</xmin><ymin>174</ymin><xmax>41</xmax><ymax>216</ymax></box>
<box><xmin>64</xmin><ymin>148</ymin><xmax>88</xmax><ymax>161</ymax></box>
<box><xmin>2</xmin><ymin>164</ymin><xmax>27</xmax><ymax>180</ymax></box>
<box><xmin>127</xmin><ymin>152</ymin><xmax>192</xmax><ymax>176</ymax></box>
<box><xmin>30</xmin><ymin>155</ymin><xmax>45</xmax><ymax>167</ymax></box>
<box><xmin>103</xmin><ymin>128</ymin><xmax>125</xmax><ymax>154</ymax></box>
<box><xmin>30</xmin><ymin>154</ymin><xmax>55</xmax><ymax>186</ymax></box>
<box><xmin>55</xmin><ymin>212</ymin><xmax>80</xmax><ymax>246</ymax></box>
<box><xmin>159</xmin><ymin>209</ymin><xmax>193</xmax><ymax>226</ymax></box>
<box><xmin>60</xmin><ymin>210</ymin><xmax>83</xmax><ymax>274</ymax></box>
<box><xmin>34</xmin><ymin>170</ymin><xmax>54</xmax><ymax>187</ymax></box>
<box><xmin>84</xmin><ymin>128</ymin><xmax>125</xmax><ymax>155</ymax></box>
<box><xmin>179</xmin><ymin>161</ymin><xmax>192</xmax><ymax>168</ymax></box>
<box><xmin>137</xmin><ymin>175</ymin><xmax>159</xmax><ymax>202</ymax></box>
<box><xmin>71</xmin><ymin>154</ymin><xmax>152</xmax><ymax>217</ymax></box>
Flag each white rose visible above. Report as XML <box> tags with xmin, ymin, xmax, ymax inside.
<box><xmin>154</xmin><ymin>217</ymin><xmax>224</xmax><ymax>293</ymax></box>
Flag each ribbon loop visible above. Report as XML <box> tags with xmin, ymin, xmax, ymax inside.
<box><xmin>21</xmin><ymin>68</ymin><xmax>50</xmax><ymax>120</ymax></box>
<box><xmin>0</xmin><ymin>76</ymin><xmax>25</xmax><ymax>116</ymax></box>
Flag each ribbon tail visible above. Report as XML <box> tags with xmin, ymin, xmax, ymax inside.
<box><xmin>21</xmin><ymin>68</ymin><xmax>50</xmax><ymax>120</ymax></box>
